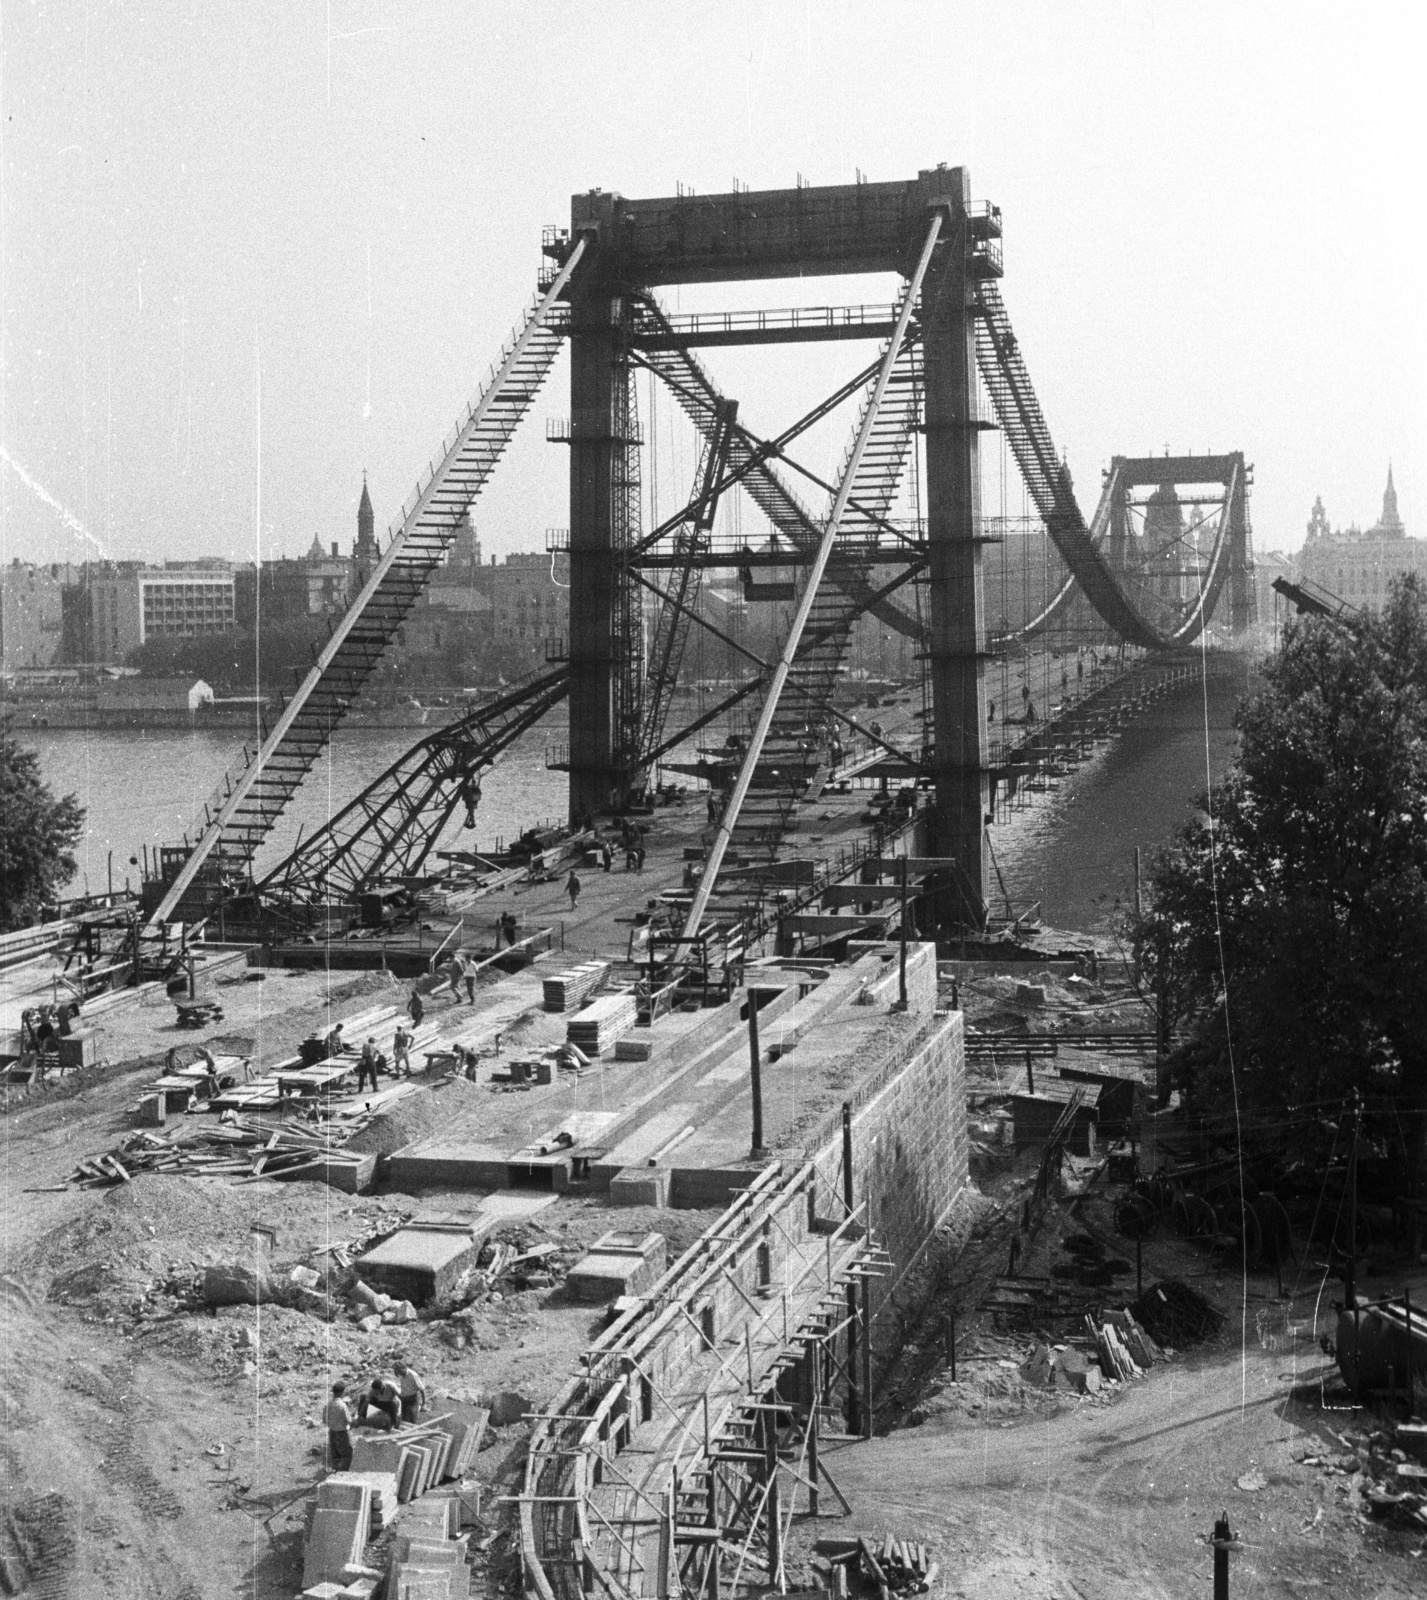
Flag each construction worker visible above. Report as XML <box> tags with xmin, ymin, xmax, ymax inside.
<box><xmin>325</xmin><ymin>1383</ymin><xmax>354</xmax><ymax>1471</ymax></box>
<box><xmin>392</xmin><ymin>1024</ymin><xmax>413</xmax><ymax>1078</ymax></box>
<box><xmin>409</xmin><ymin>988</ymin><xmax>425</xmax><ymax>1027</ymax></box>
<box><xmin>324</xmin><ymin>1021</ymin><xmax>345</xmax><ymax>1060</ymax></box>
<box><xmin>566</xmin><ymin>870</ymin><xmax>581</xmax><ymax>910</ymax></box>
<box><xmin>358</xmin><ymin>1374</ymin><xmax>401</xmax><ymax>1431</ymax></box>
<box><xmin>463</xmin><ymin>953</ymin><xmax>477</xmax><ymax>1004</ymax></box>
<box><xmin>499</xmin><ymin>910</ymin><xmax>518</xmax><ymax>947</ymax></box>
<box><xmin>356</xmin><ymin>1038</ymin><xmax>380</xmax><ymax>1095</ymax></box>
<box><xmin>393</xmin><ymin>1358</ymin><xmax>427</xmax><ymax>1423</ymax></box>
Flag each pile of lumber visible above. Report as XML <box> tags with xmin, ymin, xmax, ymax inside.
<box><xmin>1087</xmin><ymin>1306</ymin><xmax>1160</xmax><ymax>1382</ymax></box>
<box><xmin>856</xmin><ymin>1535</ymin><xmax>938</xmax><ymax>1597</ymax></box>
<box><xmin>64</xmin><ymin>1114</ymin><xmax>385</xmax><ymax>1190</ymax></box>
<box><xmin>566</xmin><ymin>991</ymin><xmax>638</xmax><ymax>1056</ymax></box>
<box><xmin>542</xmin><ymin>961</ymin><xmax>609</xmax><ymax>1012</ymax></box>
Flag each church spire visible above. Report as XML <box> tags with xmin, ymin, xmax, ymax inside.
<box><xmin>1377</xmin><ymin>463</ymin><xmax>1404</xmax><ymax>536</ymax></box>
<box><xmin>354</xmin><ymin>473</ymin><xmax>377</xmax><ymax>562</ymax></box>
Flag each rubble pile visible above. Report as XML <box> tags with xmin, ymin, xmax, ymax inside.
<box><xmin>1295</xmin><ymin>1421</ymin><xmax>1427</xmax><ymax>1531</ymax></box>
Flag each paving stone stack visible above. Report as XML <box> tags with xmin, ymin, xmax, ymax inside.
<box><xmin>385</xmin><ymin>1498</ymin><xmax>471</xmax><ymax>1600</ymax></box>
<box><xmin>566</xmin><ymin>991</ymin><xmax>639</xmax><ymax>1056</ymax></box>
<box><xmin>321</xmin><ymin>1471</ymin><xmax>400</xmax><ymax>1535</ymax></box>
<box><xmin>302</xmin><ymin>1478</ymin><xmax>374</xmax><ymax>1591</ymax></box>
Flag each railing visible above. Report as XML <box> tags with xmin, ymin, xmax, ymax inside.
<box><xmin>521</xmin><ymin>1163</ymin><xmax>877</xmax><ymax>1600</ymax></box>
<box><xmin>632</xmin><ymin>302</ymin><xmax>903</xmax><ymax>343</ymax></box>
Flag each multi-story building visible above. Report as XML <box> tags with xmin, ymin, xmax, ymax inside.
<box><xmin>233</xmin><ymin>540</ymin><xmax>354</xmax><ymax>629</ymax></box>
<box><xmin>72</xmin><ymin>562</ymin><xmax>236</xmax><ymax>664</ymax></box>
<box><xmin>0</xmin><ymin>560</ymin><xmax>69</xmax><ymax>672</ymax></box>
<box><xmin>1297</xmin><ymin>468</ymin><xmax>1424</xmax><ymax>608</ymax></box>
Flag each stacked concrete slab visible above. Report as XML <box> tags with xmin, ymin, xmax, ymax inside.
<box><xmin>302</xmin><ymin>1478</ymin><xmax>373</xmax><ymax>1590</ymax></box>
<box><xmin>348</xmin><ymin>1406</ymin><xmax>487</xmax><ymax>1499</ymax></box>
<box><xmin>386</xmin><ymin>1498</ymin><xmax>471</xmax><ymax>1600</ymax></box>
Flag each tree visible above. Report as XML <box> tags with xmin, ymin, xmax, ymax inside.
<box><xmin>1130</xmin><ymin>576</ymin><xmax>1427</xmax><ymax>1204</ymax></box>
<box><xmin>0</xmin><ymin>721</ymin><xmax>86</xmax><ymax>930</ymax></box>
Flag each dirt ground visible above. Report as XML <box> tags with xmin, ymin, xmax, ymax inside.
<box><xmin>794</xmin><ymin>1325</ymin><xmax>1425</xmax><ymax>1600</ymax></box>
<box><xmin>787</xmin><ymin>1157</ymin><xmax>1427</xmax><ymax>1600</ymax></box>
<box><xmin>4</xmin><ymin>958</ymin><xmax>1424</xmax><ymax>1599</ymax></box>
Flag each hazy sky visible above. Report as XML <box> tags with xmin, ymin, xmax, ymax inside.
<box><xmin>2</xmin><ymin>1</ymin><xmax>1422</xmax><ymax>570</ymax></box>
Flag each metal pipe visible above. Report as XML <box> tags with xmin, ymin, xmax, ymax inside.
<box><xmin>680</xmin><ymin>212</ymin><xmax>945</xmax><ymax>944</ymax></box>
<box><xmin>1212</xmin><ymin>1514</ymin><xmax>1232</xmax><ymax>1600</ymax></box>
<box><xmin>897</xmin><ymin>855</ymin><xmax>909</xmax><ymax>1008</ymax></box>
<box><xmin>748</xmin><ymin>989</ymin><xmax>766</xmax><ymax>1158</ymax></box>
<box><xmin>842</xmin><ymin>1101</ymin><xmax>859</xmax><ymax>1435</ymax></box>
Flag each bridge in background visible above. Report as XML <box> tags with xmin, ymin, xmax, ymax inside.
<box><xmin>147</xmin><ymin>166</ymin><xmax>1255</xmax><ymax>938</ymax></box>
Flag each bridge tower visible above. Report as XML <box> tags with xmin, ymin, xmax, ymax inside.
<box><xmin>560</xmin><ymin>166</ymin><xmax>993</xmax><ymax>924</ymax></box>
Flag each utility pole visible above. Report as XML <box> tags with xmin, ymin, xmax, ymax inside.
<box><xmin>1345</xmin><ymin>1094</ymin><xmax>1361</xmax><ymax>1308</ymax></box>
<box><xmin>747</xmin><ymin>989</ymin><xmax>767</xmax><ymax>1159</ymax></box>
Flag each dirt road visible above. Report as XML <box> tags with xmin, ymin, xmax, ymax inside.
<box><xmin>801</xmin><ymin>1330</ymin><xmax>1423</xmax><ymax>1599</ymax></box>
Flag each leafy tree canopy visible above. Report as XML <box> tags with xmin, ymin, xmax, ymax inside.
<box><xmin>0</xmin><ymin>721</ymin><xmax>86</xmax><ymax>931</ymax></box>
<box><xmin>1132</xmin><ymin>577</ymin><xmax>1427</xmax><ymax>1168</ymax></box>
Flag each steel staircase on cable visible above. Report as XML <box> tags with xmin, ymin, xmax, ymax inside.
<box><xmin>149</xmin><ymin>241</ymin><xmax>589</xmax><ymax>924</ymax></box>
<box><xmin>730</xmin><ymin>342</ymin><xmax>922</xmax><ymax>858</ymax></box>
<box><xmin>974</xmin><ymin>279</ymin><xmax>1236</xmax><ymax>650</ymax></box>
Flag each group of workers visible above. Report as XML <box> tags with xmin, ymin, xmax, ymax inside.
<box><xmin>324</xmin><ymin>1358</ymin><xmax>428</xmax><ymax>1471</ymax></box>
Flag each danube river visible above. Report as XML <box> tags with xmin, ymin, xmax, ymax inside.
<box><xmin>29</xmin><ymin>663</ymin><xmax>1244</xmax><ymax>935</ymax></box>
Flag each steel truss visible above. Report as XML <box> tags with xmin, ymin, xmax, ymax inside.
<box><xmin>522</xmin><ymin>1162</ymin><xmax>890</xmax><ymax>1600</ymax></box>
<box><xmin>257</xmin><ymin>670</ymin><xmax>569</xmax><ymax>906</ymax></box>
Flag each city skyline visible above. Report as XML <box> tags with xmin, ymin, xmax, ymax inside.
<box><xmin>2</xmin><ymin>3</ymin><xmax>1423</xmax><ymax>571</ymax></box>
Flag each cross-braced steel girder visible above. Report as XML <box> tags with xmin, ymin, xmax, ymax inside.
<box><xmin>256</xmin><ymin>669</ymin><xmax>569</xmax><ymax>906</ymax></box>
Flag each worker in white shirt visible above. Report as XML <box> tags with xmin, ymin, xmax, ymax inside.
<box><xmin>393</xmin><ymin>1358</ymin><xmax>427</xmax><ymax>1423</ymax></box>
<box><xmin>325</xmin><ymin>1382</ymin><xmax>354</xmax><ymax>1472</ymax></box>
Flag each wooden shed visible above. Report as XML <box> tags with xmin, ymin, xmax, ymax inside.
<box><xmin>1011</xmin><ymin>1078</ymin><xmax>1101</xmax><ymax>1157</ymax></box>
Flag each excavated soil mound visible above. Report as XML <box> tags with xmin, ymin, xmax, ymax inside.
<box><xmin>346</xmin><ymin>1073</ymin><xmax>487</xmax><ymax>1157</ymax></box>
<box><xmin>22</xmin><ymin>1175</ymin><xmax>411</xmax><ymax>1315</ymax></box>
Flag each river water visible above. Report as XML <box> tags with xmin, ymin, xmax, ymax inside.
<box><xmin>29</xmin><ymin>662</ymin><xmax>1245</xmax><ymax>934</ymax></box>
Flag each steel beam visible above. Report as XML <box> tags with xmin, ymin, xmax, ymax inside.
<box><xmin>567</xmin><ymin>193</ymin><xmax>625</xmax><ymax>817</ymax></box>
<box><xmin>921</xmin><ymin>167</ymin><xmax>990</xmax><ymax>929</ymax></box>
<box><xmin>580</xmin><ymin>177</ymin><xmax>944</xmax><ymax>286</ymax></box>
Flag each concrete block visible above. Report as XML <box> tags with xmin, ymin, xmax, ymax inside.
<box><xmin>566</xmin><ymin>1231</ymin><xmax>665</xmax><ymax>1303</ymax></box>
<box><xmin>608</xmin><ymin>1167</ymin><xmax>670</xmax><ymax>1207</ymax></box>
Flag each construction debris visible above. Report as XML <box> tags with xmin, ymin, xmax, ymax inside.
<box><xmin>856</xmin><ymin>1535</ymin><xmax>939</xmax><ymax>1597</ymax></box>
<box><xmin>62</xmin><ymin>1113</ymin><xmax>388</xmax><ymax>1192</ymax></box>
<box><xmin>1130</xmin><ymin>1279</ymin><xmax>1224</xmax><ymax>1347</ymax></box>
